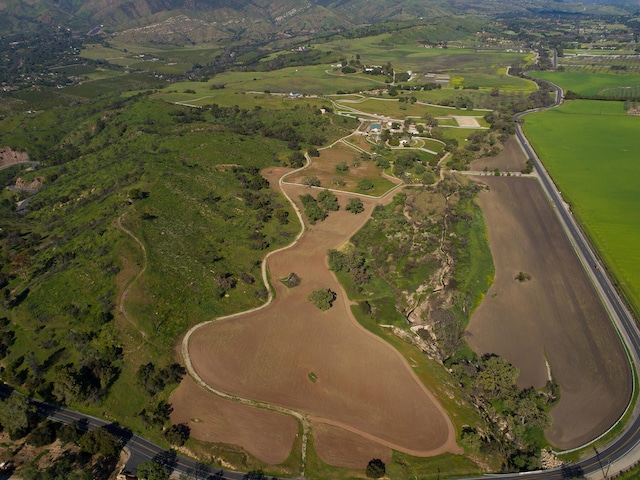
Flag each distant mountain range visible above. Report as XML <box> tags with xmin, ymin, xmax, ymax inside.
<box><xmin>1</xmin><ymin>0</ymin><xmax>638</xmax><ymax>40</ymax></box>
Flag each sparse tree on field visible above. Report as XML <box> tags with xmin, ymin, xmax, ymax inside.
<box><xmin>318</xmin><ymin>189</ymin><xmax>339</xmax><ymax>211</ymax></box>
<box><xmin>366</xmin><ymin>458</ymin><xmax>386</xmax><ymax>478</ymax></box>
<box><xmin>346</xmin><ymin>198</ymin><xmax>364</xmax><ymax>214</ymax></box>
<box><xmin>308</xmin><ymin>289</ymin><xmax>336</xmax><ymax>311</ymax></box>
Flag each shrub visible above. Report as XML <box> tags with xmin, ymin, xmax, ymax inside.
<box><xmin>282</xmin><ymin>272</ymin><xmax>301</xmax><ymax>288</ymax></box>
<box><xmin>336</xmin><ymin>162</ymin><xmax>349</xmax><ymax>172</ymax></box>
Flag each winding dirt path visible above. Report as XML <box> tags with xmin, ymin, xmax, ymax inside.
<box><xmin>115</xmin><ymin>213</ymin><xmax>148</xmax><ymax>346</ymax></box>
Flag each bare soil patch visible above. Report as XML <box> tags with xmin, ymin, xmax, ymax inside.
<box><xmin>311</xmin><ymin>421</ymin><xmax>392</xmax><ymax>469</ymax></box>
<box><xmin>467</xmin><ymin>176</ymin><xmax>631</xmax><ymax>450</ymax></box>
<box><xmin>170</xmin><ymin>377</ymin><xmax>298</xmax><ymax>465</ymax></box>
<box><xmin>0</xmin><ymin>146</ymin><xmax>29</xmax><ymax>167</ymax></box>
<box><xmin>470</xmin><ymin>137</ymin><xmax>527</xmax><ymax>172</ymax></box>
<box><xmin>453</xmin><ymin>116</ymin><xmax>481</xmax><ymax>127</ymax></box>
<box><xmin>184</xmin><ymin>182</ymin><xmax>458</xmax><ymax>466</ymax></box>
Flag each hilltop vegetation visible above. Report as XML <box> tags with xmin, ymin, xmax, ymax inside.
<box><xmin>0</xmin><ymin>91</ymin><xmax>365</xmax><ymax>452</ymax></box>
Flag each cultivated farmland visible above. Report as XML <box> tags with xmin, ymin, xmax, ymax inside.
<box><xmin>523</xmin><ymin>100</ymin><xmax>640</xmax><ymax>319</ymax></box>
<box><xmin>467</xmin><ymin>176</ymin><xmax>632</xmax><ymax>450</ymax></box>
<box><xmin>530</xmin><ymin>71</ymin><xmax>640</xmax><ymax>97</ymax></box>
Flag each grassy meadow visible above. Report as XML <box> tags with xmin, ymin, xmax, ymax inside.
<box><xmin>523</xmin><ymin>100</ymin><xmax>640</xmax><ymax>316</ymax></box>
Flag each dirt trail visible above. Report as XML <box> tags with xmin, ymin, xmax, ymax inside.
<box><xmin>115</xmin><ymin>214</ymin><xmax>148</xmax><ymax>348</ymax></box>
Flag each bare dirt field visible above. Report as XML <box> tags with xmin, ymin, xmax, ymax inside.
<box><xmin>466</xmin><ymin>176</ymin><xmax>632</xmax><ymax>450</ymax></box>
<box><xmin>178</xmin><ymin>172</ymin><xmax>459</xmax><ymax>467</ymax></box>
<box><xmin>470</xmin><ymin>137</ymin><xmax>527</xmax><ymax>172</ymax></box>
<box><xmin>170</xmin><ymin>377</ymin><xmax>298</xmax><ymax>465</ymax></box>
<box><xmin>311</xmin><ymin>421</ymin><xmax>392</xmax><ymax>469</ymax></box>
<box><xmin>453</xmin><ymin>116</ymin><xmax>481</xmax><ymax>128</ymax></box>
<box><xmin>0</xmin><ymin>146</ymin><xmax>29</xmax><ymax>167</ymax></box>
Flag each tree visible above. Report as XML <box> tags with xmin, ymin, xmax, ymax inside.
<box><xmin>137</xmin><ymin>460</ymin><xmax>169</xmax><ymax>480</ymax></box>
<box><xmin>308</xmin><ymin>289</ymin><xmax>336</xmax><ymax>311</ymax></box>
<box><xmin>318</xmin><ymin>189</ymin><xmax>339</xmax><ymax>211</ymax></box>
<box><xmin>164</xmin><ymin>423</ymin><xmax>190</xmax><ymax>446</ymax></box>
<box><xmin>26</xmin><ymin>420</ymin><xmax>57</xmax><ymax>447</ymax></box>
<box><xmin>346</xmin><ymin>198</ymin><xmax>364</xmax><ymax>214</ymax></box>
<box><xmin>58</xmin><ymin>422</ymin><xmax>83</xmax><ymax>444</ymax></box>
<box><xmin>474</xmin><ymin>355</ymin><xmax>519</xmax><ymax>399</ymax></box>
<box><xmin>52</xmin><ymin>365</ymin><xmax>85</xmax><ymax>405</ymax></box>
<box><xmin>0</xmin><ymin>394</ymin><xmax>37</xmax><ymax>439</ymax></box>
<box><xmin>335</xmin><ymin>161</ymin><xmax>349</xmax><ymax>172</ymax></box>
<box><xmin>78</xmin><ymin>427</ymin><xmax>122</xmax><ymax>458</ymax></box>
<box><xmin>366</xmin><ymin>458</ymin><xmax>386</xmax><ymax>478</ymax></box>
<box><xmin>357</xmin><ymin>178</ymin><xmax>374</xmax><ymax>191</ymax></box>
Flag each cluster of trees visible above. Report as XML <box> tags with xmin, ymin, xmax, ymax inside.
<box><xmin>392</xmin><ymin>152</ymin><xmax>437</xmax><ymax>184</ymax></box>
<box><xmin>136</xmin><ymin>362</ymin><xmax>186</xmax><ymax>433</ymax></box>
<box><xmin>448</xmin><ymin>354</ymin><xmax>557</xmax><ymax>472</ymax></box>
<box><xmin>299</xmin><ymin>190</ymin><xmax>340</xmax><ymax>224</ymax></box>
<box><xmin>205</xmin><ymin>103</ymin><xmax>328</xmax><ymax>149</ymax></box>
<box><xmin>328</xmin><ymin>247</ymin><xmax>371</xmax><ymax>286</ymax></box>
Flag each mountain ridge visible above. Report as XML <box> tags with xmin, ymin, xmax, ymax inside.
<box><xmin>1</xmin><ymin>0</ymin><xmax>636</xmax><ymax>42</ymax></box>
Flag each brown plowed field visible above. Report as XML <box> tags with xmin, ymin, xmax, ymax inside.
<box><xmin>466</xmin><ymin>176</ymin><xmax>631</xmax><ymax>450</ymax></box>
<box><xmin>311</xmin><ymin>421</ymin><xmax>392</xmax><ymax>469</ymax></box>
<box><xmin>470</xmin><ymin>137</ymin><xmax>527</xmax><ymax>172</ymax></box>
<box><xmin>170</xmin><ymin>377</ymin><xmax>298</xmax><ymax>464</ymax></box>
<box><xmin>179</xmin><ymin>170</ymin><xmax>459</xmax><ymax>467</ymax></box>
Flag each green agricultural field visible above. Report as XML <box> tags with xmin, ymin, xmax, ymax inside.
<box><xmin>332</xmin><ymin>96</ymin><xmax>488</xmax><ymax>118</ymax></box>
<box><xmin>449</xmin><ymin>70</ymin><xmax>536</xmax><ymax>91</ymax></box>
<box><xmin>529</xmin><ymin>71</ymin><xmax>640</xmax><ymax>96</ymax></box>
<box><xmin>523</xmin><ymin>100</ymin><xmax>640</xmax><ymax>317</ymax></box>
<box><xmin>156</xmin><ymin>65</ymin><xmax>386</xmax><ymax>98</ymax></box>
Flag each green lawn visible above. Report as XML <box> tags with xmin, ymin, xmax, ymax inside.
<box><xmin>523</xmin><ymin>100</ymin><xmax>640</xmax><ymax>317</ymax></box>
